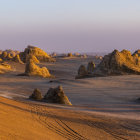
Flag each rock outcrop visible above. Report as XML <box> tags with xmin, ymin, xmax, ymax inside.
<box><xmin>93</xmin><ymin>50</ymin><xmax>140</xmax><ymax>76</ymax></box>
<box><xmin>67</xmin><ymin>53</ymin><xmax>73</xmax><ymax>57</ymax></box>
<box><xmin>24</xmin><ymin>60</ymin><xmax>52</xmax><ymax>78</ymax></box>
<box><xmin>44</xmin><ymin>86</ymin><xmax>72</xmax><ymax>105</ymax></box>
<box><xmin>75</xmin><ymin>65</ymin><xmax>88</xmax><ymax>79</ymax></box>
<box><xmin>87</xmin><ymin>61</ymin><xmax>95</xmax><ymax>74</ymax></box>
<box><xmin>76</xmin><ymin>49</ymin><xmax>140</xmax><ymax>78</ymax></box>
<box><xmin>13</xmin><ymin>54</ymin><xmax>24</xmax><ymax>64</ymax></box>
<box><xmin>0</xmin><ymin>63</ymin><xmax>12</xmax><ymax>74</ymax></box>
<box><xmin>26</xmin><ymin>54</ymin><xmax>40</xmax><ymax>64</ymax></box>
<box><xmin>20</xmin><ymin>45</ymin><xmax>55</xmax><ymax>62</ymax></box>
<box><xmin>29</xmin><ymin>88</ymin><xmax>43</xmax><ymax>101</ymax></box>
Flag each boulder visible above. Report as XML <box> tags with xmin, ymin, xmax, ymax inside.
<box><xmin>44</xmin><ymin>86</ymin><xmax>72</xmax><ymax>105</ymax></box>
<box><xmin>24</xmin><ymin>60</ymin><xmax>52</xmax><ymax>78</ymax></box>
<box><xmin>29</xmin><ymin>88</ymin><xmax>43</xmax><ymax>101</ymax></box>
<box><xmin>20</xmin><ymin>45</ymin><xmax>55</xmax><ymax>62</ymax></box>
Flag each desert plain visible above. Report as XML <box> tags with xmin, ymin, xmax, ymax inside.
<box><xmin>0</xmin><ymin>49</ymin><xmax>140</xmax><ymax>140</ymax></box>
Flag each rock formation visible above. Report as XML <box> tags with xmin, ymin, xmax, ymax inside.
<box><xmin>93</xmin><ymin>50</ymin><xmax>140</xmax><ymax>76</ymax></box>
<box><xmin>26</xmin><ymin>54</ymin><xmax>40</xmax><ymax>64</ymax></box>
<box><xmin>87</xmin><ymin>61</ymin><xmax>95</xmax><ymax>74</ymax></box>
<box><xmin>67</xmin><ymin>53</ymin><xmax>73</xmax><ymax>57</ymax></box>
<box><xmin>20</xmin><ymin>45</ymin><xmax>55</xmax><ymax>62</ymax></box>
<box><xmin>13</xmin><ymin>55</ymin><xmax>24</xmax><ymax>64</ymax></box>
<box><xmin>0</xmin><ymin>63</ymin><xmax>12</xmax><ymax>74</ymax></box>
<box><xmin>29</xmin><ymin>88</ymin><xmax>43</xmax><ymax>101</ymax></box>
<box><xmin>24</xmin><ymin>60</ymin><xmax>52</xmax><ymax>78</ymax></box>
<box><xmin>75</xmin><ymin>65</ymin><xmax>88</xmax><ymax>79</ymax></box>
<box><xmin>44</xmin><ymin>86</ymin><xmax>72</xmax><ymax>105</ymax></box>
<box><xmin>76</xmin><ymin>49</ymin><xmax>140</xmax><ymax>78</ymax></box>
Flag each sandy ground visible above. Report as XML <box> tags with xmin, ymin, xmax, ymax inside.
<box><xmin>0</xmin><ymin>57</ymin><xmax>140</xmax><ymax>139</ymax></box>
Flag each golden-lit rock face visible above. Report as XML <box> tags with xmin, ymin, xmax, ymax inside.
<box><xmin>25</xmin><ymin>60</ymin><xmax>52</xmax><ymax>78</ymax></box>
<box><xmin>0</xmin><ymin>63</ymin><xmax>12</xmax><ymax>74</ymax></box>
<box><xmin>44</xmin><ymin>85</ymin><xmax>72</xmax><ymax>105</ymax></box>
<box><xmin>93</xmin><ymin>49</ymin><xmax>140</xmax><ymax>76</ymax></box>
<box><xmin>13</xmin><ymin>54</ymin><xmax>24</xmax><ymax>64</ymax></box>
<box><xmin>26</xmin><ymin>54</ymin><xmax>40</xmax><ymax>64</ymax></box>
<box><xmin>20</xmin><ymin>45</ymin><xmax>55</xmax><ymax>62</ymax></box>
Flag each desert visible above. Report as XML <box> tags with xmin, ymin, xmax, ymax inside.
<box><xmin>0</xmin><ymin>46</ymin><xmax>140</xmax><ymax>140</ymax></box>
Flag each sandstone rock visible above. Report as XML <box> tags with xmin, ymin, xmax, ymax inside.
<box><xmin>93</xmin><ymin>49</ymin><xmax>140</xmax><ymax>76</ymax></box>
<box><xmin>87</xmin><ymin>61</ymin><xmax>95</xmax><ymax>74</ymax></box>
<box><xmin>76</xmin><ymin>65</ymin><xmax>88</xmax><ymax>78</ymax></box>
<box><xmin>67</xmin><ymin>53</ymin><xmax>73</xmax><ymax>57</ymax></box>
<box><xmin>20</xmin><ymin>45</ymin><xmax>55</xmax><ymax>62</ymax></box>
<box><xmin>1</xmin><ymin>51</ymin><xmax>8</xmax><ymax>59</ymax></box>
<box><xmin>29</xmin><ymin>88</ymin><xmax>43</xmax><ymax>101</ymax></box>
<box><xmin>13</xmin><ymin>55</ymin><xmax>24</xmax><ymax>64</ymax></box>
<box><xmin>0</xmin><ymin>63</ymin><xmax>12</xmax><ymax>74</ymax></box>
<box><xmin>26</xmin><ymin>54</ymin><xmax>40</xmax><ymax>64</ymax></box>
<box><xmin>24</xmin><ymin>60</ymin><xmax>52</xmax><ymax>78</ymax></box>
<box><xmin>44</xmin><ymin>86</ymin><xmax>72</xmax><ymax>105</ymax></box>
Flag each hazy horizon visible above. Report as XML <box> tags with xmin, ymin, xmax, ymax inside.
<box><xmin>0</xmin><ymin>0</ymin><xmax>140</xmax><ymax>53</ymax></box>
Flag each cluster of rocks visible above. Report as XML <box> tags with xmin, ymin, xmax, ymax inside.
<box><xmin>76</xmin><ymin>61</ymin><xmax>95</xmax><ymax>78</ymax></box>
<box><xmin>76</xmin><ymin>49</ymin><xmax>140</xmax><ymax>78</ymax></box>
<box><xmin>29</xmin><ymin>86</ymin><xmax>72</xmax><ymax>105</ymax></box>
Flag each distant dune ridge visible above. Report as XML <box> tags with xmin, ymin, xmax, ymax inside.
<box><xmin>76</xmin><ymin>49</ymin><xmax>140</xmax><ymax>78</ymax></box>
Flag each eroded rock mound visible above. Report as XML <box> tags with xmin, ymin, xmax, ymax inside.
<box><xmin>24</xmin><ymin>60</ymin><xmax>52</xmax><ymax>78</ymax></box>
<box><xmin>44</xmin><ymin>86</ymin><xmax>72</xmax><ymax>105</ymax></box>
<box><xmin>93</xmin><ymin>49</ymin><xmax>140</xmax><ymax>76</ymax></box>
<box><xmin>87</xmin><ymin>61</ymin><xmax>95</xmax><ymax>74</ymax></box>
<box><xmin>29</xmin><ymin>88</ymin><xmax>43</xmax><ymax>101</ymax></box>
<box><xmin>0</xmin><ymin>63</ymin><xmax>12</xmax><ymax>74</ymax></box>
<box><xmin>20</xmin><ymin>45</ymin><xmax>55</xmax><ymax>62</ymax></box>
<box><xmin>26</xmin><ymin>54</ymin><xmax>40</xmax><ymax>64</ymax></box>
<box><xmin>13</xmin><ymin>54</ymin><xmax>24</xmax><ymax>64</ymax></box>
<box><xmin>76</xmin><ymin>65</ymin><xmax>88</xmax><ymax>79</ymax></box>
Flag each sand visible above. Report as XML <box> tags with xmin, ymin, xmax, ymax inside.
<box><xmin>0</xmin><ymin>57</ymin><xmax>140</xmax><ymax>139</ymax></box>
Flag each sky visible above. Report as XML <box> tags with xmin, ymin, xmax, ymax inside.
<box><xmin>0</xmin><ymin>0</ymin><xmax>140</xmax><ymax>53</ymax></box>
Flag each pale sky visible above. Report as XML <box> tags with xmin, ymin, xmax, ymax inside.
<box><xmin>0</xmin><ymin>0</ymin><xmax>140</xmax><ymax>53</ymax></box>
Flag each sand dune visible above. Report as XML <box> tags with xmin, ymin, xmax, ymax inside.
<box><xmin>0</xmin><ymin>97</ymin><xmax>140</xmax><ymax>140</ymax></box>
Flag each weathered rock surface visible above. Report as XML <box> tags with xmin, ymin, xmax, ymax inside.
<box><xmin>20</xmin><ymin>45</ymin><xmax>55</xmax><ymax>62</ymax></box>
<box><xmin>29</xmin><ymin>88</ymin><xmax>43</xmax><ymax>101</ymax></box>
<box><xmin>75</xmin><ymin>65</ymin><xmax>88</xmax><ymax>79</ymax></box>
<box><xmin>93</xmin><ymin>50</ymin><xmax>140</xmax><ymax>76</ymax></box>
<box><xmin>0</xmin><ymin>63</ymin><xmax>12</xmax><ymax>74</ymax></box>
<box><xmin>26</xmin><ymin>54</ymin><xmax>40</xmax><ymax>64</ymax></box>
<box><xmin>24</xmin><ymin>60</ymin><xmax>52</xmax><ymax>78</ymax></box>
<box><xmin>13</xmin><ymin>54</ymin><xmax>24</xmax><ymax>64</ymax></box>
<box><xmin>44</xmin><ymin>86</ymin><xmax>72</xmax><ymax>105</ymax></box>
<box><xmin>87</xmin><ymin>61</ymin><xmax>95</xmax><ymax>74</ymax></box>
